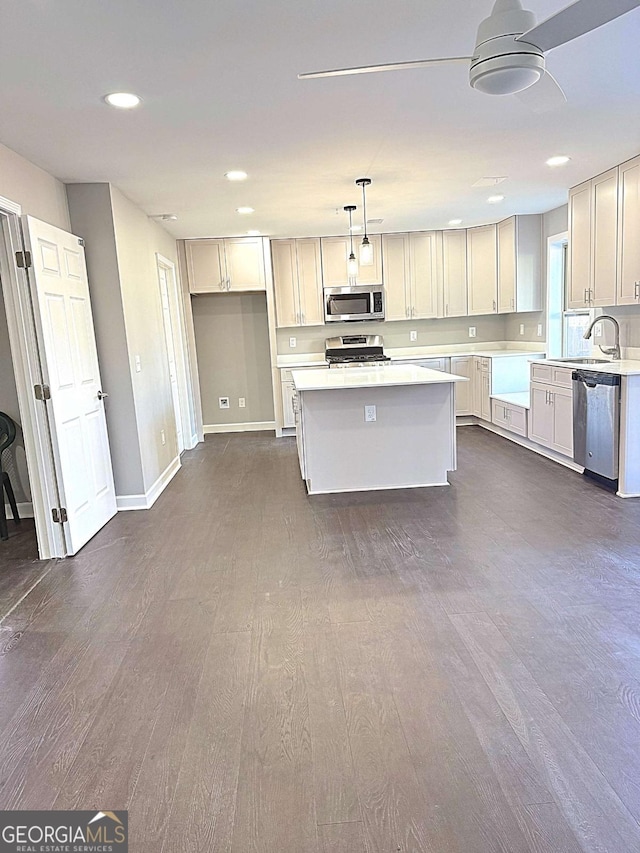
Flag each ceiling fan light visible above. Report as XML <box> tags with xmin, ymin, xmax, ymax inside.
<box><xmin>360</xmin><ymin>236</ymin><xmax>374</xmax><ymax>266</ymax></box>
<box><xmin>473</xmin><ymin>64</ymin><xmax>541</xmax><ymax>95</ymax></box>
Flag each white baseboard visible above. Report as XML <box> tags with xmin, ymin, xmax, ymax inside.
<box><xmin>203</xmin><ymin>421</ymin><xmax>275</xmax><ymax>435</ymax></box>
<box><xmin>4</xmin><ymin>501</ymin><xmax>34</xmax><ymax>519</ymax></box>
<box><xmin>116</xmin><ymin>455</ymin><xmax>181</xmax><ymax>511</ymax></box>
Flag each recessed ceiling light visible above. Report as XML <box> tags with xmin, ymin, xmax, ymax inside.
<box><xmin>487</xmin><ymin>195</ymin><xmax>505</xmax><ymax>204</ymax></box>
<box><xmin>246</xmin><ymin>230</ymin><xmax>261</xmax><ymax>236</ymax></box>
<box><xmin>449</xmin><ymin>219</ymin><xmax>463</xmax><ymax>226</ymax></box>
<box><xmin>225</xmin><ymin>170</ymin><xmax>248</xmax><ymax>181</ymax></box>
<box><xmin>104</xmin><ymin>92</ymin><xmax>141</xmax><ymax>109</ymax></box>
<box><xmin>546</xmin><ymin>155</ymin><xmax>571</xmax><ymax>167</ymax></box>
<box><xmin>236</xmin><ymin>207</ymin><xmax>255</xmax><ymax>215</ymax></box>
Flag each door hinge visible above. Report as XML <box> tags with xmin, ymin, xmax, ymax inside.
<box><xmin>15</xmin><ymin>250</ymin><xmax>32</xmax><ymax>269</ymax></box>
<box><xmin>34</xmin><ymin>383</ymin><xmax>51</xmax><ymax>401</ymax></box>
<box><xmin>78</xmin><ymin>237</ymin><xmax>85</xmax><ymax>247</ymax></box>
<box><xmin>52</xmin><ymin>507</ymin><xmax>68</xmax><ymax>524</ymax></box>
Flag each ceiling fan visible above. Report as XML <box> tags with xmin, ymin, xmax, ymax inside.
<box><xmin>299</xmin><ymin>0</ymin><xmax>640</xmax><ymax>111</ymax></box>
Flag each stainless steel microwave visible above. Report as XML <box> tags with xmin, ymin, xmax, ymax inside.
<box><xmin>324</xmin><ymin>285</ymin><xmax>385</xmax><ymax>323</ymax></box>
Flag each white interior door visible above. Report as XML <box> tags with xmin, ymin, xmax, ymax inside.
<box><xmin>22</xmin><ymin>216</ymin><xmax>117</xmax><ymax>555</ymax></box>
<box><xmin>158</xmin><ymin>263</ymin><xmax>184</xmax><ymax>452</ymax></box>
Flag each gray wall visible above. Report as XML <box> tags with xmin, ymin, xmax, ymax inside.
<box><xmin>193</xmin><ymin>293</ymin><xmax>274</xmax><ymax>426</ymax></box>
<box><xmin>67</xmin><ymin>183</ymin><xmax>144</xmax><ymax>496</ymax></box>
<box><xmin>67</xmin><ymin>182</ymin><xmax>183</xmax><ymax>497</ymax></box>
<box><xmin>0</xmin><ymin>142</ymin><xmax>70</xmax><ymax>229</ymax></box>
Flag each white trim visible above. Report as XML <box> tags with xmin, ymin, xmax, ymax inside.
<box><xmin>4</xmin><ymin>501</ymin><xmax>34</xmax><ymax>519</ymax></box>
<box><xmin>307</xmin><ymin>480</ymin><xmax>450</xmax><ymax>495</ymax></box>
<box><xmin>203</xmin><ymin>420</ymin><xmax>276</xmax><ymax>434</ymax></box>
<box><xmin>116</xmin><ymin>454</ymin><xmax>181</xmax><ymax>511</ymax></box>
<box><xmin>0</xmin><ymin>196</ymin><xmax>21</xmax><ymax>215</ymax></box>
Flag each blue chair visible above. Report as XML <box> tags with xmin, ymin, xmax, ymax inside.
<box><xmin>0</xmin><ymin>412</ymin><xmax>20</xmax><ymax>540</ymax></box>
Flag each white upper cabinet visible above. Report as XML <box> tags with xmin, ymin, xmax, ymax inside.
<box><xmin>320</xmin><ymin>234</ymin><xmax>382</xmax><ymax>287</ymax></box>
<box><xmin>467</xmin><ymin>224</ymin><xmax>498</xmax><ymax>315</ymax></box>
<box><xmin>590</xmin><ymin>168</ymin><xmax>618</xmax><ymax>307</ymax></box>
<box><xmin>186</xmin><ymin>237</ymin><xmax>266</xmax><ymax>293</ymax></box>
<box><xmin>442</xmin><ymin>229</ymin><xmax>468</xmax><ymax>318</ymax></box>
<box><xmin>224</xmin><ymin>237</ymin><xmax>266</xmax><ymax>291</ymax></box>
<box><xmin>409</xmin><ymin>231</ymin><xmax>439</xmax><ymax>319</ymax></box>
<box><xmin>186</xmin><ymin>239</ymin><xmax>226</xmax><ymax>293</ymax></box>
<box><xmin>568</xmin><ymin>170</ymin><xmax>618</xmax><ymax>309</ymax></box>
<box><xmin>382</xmin><ymin>233</ymin><xmax>411</xmax><ymax>321</ymax></box>
<box><xmin>617</xmin><ymin>155</ymin><xmax>640</xmax><ymax>305</ymax></box>
<box><xmin>567</xmin><ymin>181</ymin><xmax>592</xmax><ymax>308</ymax></box>
<box><xmin>497</xmin><ymin>215</ymin><xmax>542</xmax><ymax>314</ymax></box>
<box><xmin>381</xmin><ymin>232</ymin><xmax>439</xmax><ymax>320</ymax></box>
<box><xmin>272</xmin><ymin>238</ymin><xmax>323</xmax><ymax>327</ymax></box>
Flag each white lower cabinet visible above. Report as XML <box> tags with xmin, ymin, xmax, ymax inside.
<box><xmin>492</xmin><ymin>399</ymin><xmax>528</xmax><ymax>437</ymax></box>
<box><xmin>529</xmin><ymin>365</ymin><xmax>574</xmax><ymax>457</ymax></box>
<box><xmin>451</xmin><ymin>356</ymin><xmax>473</xmax><ymax>415</ymax></box>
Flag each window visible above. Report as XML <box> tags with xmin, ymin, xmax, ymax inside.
<box><xmin>563</xmin><ymin>311</ymin><xmax>592</xmax><ymax>358</ymax></box>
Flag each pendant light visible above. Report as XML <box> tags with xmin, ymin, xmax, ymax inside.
<box><xmin>356</xmin><ymin>177</ymin><xmax>374</xmax><ymax>266</ymax></box>
<box><xmin>344</xmin><ymin>205</ymin><xmax>359</xmax><ymax>282</ymax></box>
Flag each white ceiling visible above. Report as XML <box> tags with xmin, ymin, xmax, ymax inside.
<box><xmin>1</xmin><ymin>0</ymin><xmax>640</xmax><ymax>239</ymax></box>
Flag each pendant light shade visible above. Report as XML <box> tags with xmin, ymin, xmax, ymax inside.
<box><xmin>356</xmin><ymin>177</ymin><xmax>374</xmax><ymax>266</ymax></box>
<box><xmin>344</xmin><ymin>205</ymin><xmax>358</xmax><ymax>283</ymax></box>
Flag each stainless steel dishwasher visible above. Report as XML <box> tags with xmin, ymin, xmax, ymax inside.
<box><xmin>572</xmin><ymin>370</ymin><xmax>621</xmax><ymax>481</ymax></box>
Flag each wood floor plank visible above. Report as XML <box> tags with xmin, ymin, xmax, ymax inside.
<box><xmin>318</xmin><ymin>821</ymin><xmax>367</xmax><ymax>852</ymax></box>
<box><xmin>158</xmin><ymin>631</ymin><xmax>251</xmax><ymax>853</ymax></box>
<box><xmin>304</xmin><ymin>626</ymin><xmax>360</xmax><ymax>825</ymax></box>
<box><xmin>231</xmin><ymin>589</ymin><xmax>317</xmax><ymax>853</ymax></box>
<box><xmin>334</xmin><ymin>621</ymin><xmax>437</xmax><ymax>853</ymax></box>
<box><xmin>451</xmin><ymin>611</ymin><xmax>640</xmax><ymax>853</ymax></box>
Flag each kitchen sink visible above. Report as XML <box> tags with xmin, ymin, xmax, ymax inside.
<box><xmin>553</xmin><ymin>357</ymin><xmax>612</xmax><ymax>365</ymax></box>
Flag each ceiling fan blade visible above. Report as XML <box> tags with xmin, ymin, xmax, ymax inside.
<box><xmin>514</xmin><ymin>68</ymin><xmax>567</xmax><ymax>113</ymax></box>
<box><xmin>298</xmin><ymin>57</ymin><xmax>473</xmax><ymax>79</ymax></box>
<box><xmin>517</xmin><ymin>0</ymin><xmax>640</xmax><ymax>53</ymax></box>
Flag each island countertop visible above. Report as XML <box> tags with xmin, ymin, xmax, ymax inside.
<box><xmin>291</xmin><ymin>364</ymin><xmax>469</xmax><ymax>392</ymax></box>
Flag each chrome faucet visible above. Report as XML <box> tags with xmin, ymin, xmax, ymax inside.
<box><xmin>583</xmin><ymin>315</ymin><xmax>621</xmax><ymax>360</ymax></box>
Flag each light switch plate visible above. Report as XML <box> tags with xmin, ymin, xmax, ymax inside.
<box><xmin>469</xmin><ymin>326</ymin><xmax>477</xmax><ymax>338</ymax></box>
<box><xmin>289</xmin><ymin>336</ymin><xmax>297</xmax><ymax>348</ymax></box>
<box><xmin>364</xmin><ymin>404</ymin><xmax>376</xmax><ymax>422</ymax></box>
<box><xmin>410</xmin><ymin>330</ymin><xmax>417</xmax><ymax>342</ymax></box>
<box><xmin>239</xmin><ymin>397</ymin><xmax>246</xmax><ymax>408</ymax></box>
<box><xmin>519</xmin><ymin>324</ymin><xmax>525</xmax><ymax>336</ymax></box>
<box><xmin>537</xmin><ymin>323</ymin><xmax>543</xmax><ymax>337</ymax></box>
<box><xmin>594</xmin><ymin>322</ymin><xmax>603</xmax><ymax>338</ymax></box>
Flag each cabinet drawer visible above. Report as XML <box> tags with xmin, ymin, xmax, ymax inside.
<box><xmin>531</xmin><ymin>362</ymin><xmax>553</xmax><ymax>384</ymax></box>
<box><xmin>411</xmin><ymin>358</ymin><xmax>448</xmax><ymax>372</ymax></box>
<box><xmin>551</xmin><ymin>367</ymin><xmax>573</xmax><ymax>388</ymax></box>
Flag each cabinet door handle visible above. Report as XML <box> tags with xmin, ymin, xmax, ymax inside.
<box><xmin>445</xmin><ymin>303</ymin><xmax>449</xmax><ymax>316</ymax></box>
<box><xmin>635</xmin><ymin>281</ymin><xmax>640</xmax><ymax>300</ymax></box>
<box><xmin>493</xmin><ymin>299</ymin><xmax>496</xmax><ymax>311</ymax></box>
<box><xmin>301</xmin><ymin>311</ymin><xmax>305</xmax><ymax>324</ymax></box>
<box><xmin>584</xmin><ymin>288</ymin><xmax>589</xmax><ymax>304</ymax></box>
<box><xmin>227</xmin><ymin>277</ymin><xmax>231</xmax><ymax>290</ymax></box>
<box><xmin>511</xmin><ymin>297</ymin><xmax>515</xmax><ymax>310</ymax></box>
<box><xmin>219</xmin><ymin>279</ymin><xmax>226</xmax><ymax>290</ymax></box>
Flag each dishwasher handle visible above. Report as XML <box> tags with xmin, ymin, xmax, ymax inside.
<box><xmin>571</xmin><ymin>370</ymin><xmax>621</xmax><ymax>388</ymax></box>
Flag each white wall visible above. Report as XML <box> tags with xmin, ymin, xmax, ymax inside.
<box><xmin>0</xmin><ymin>142</ymin><xmax>69</xmax><ymax>229</ymax></box>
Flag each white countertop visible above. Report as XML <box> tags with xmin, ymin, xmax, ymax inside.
<box><xmin>540</xmin><ymin>358</ymin><xmax>640</xmax><ymax>377</ymax></box>
<box><xmin>491</xmin><ymin>391</ymin><xmax>531</xmax><ymax>409</ymax></box>
<box><xmin>292</xmin><ymin>364</ymin><xmax>468</xmax><ymax>392</ymax></box>
<box><xmin>277</xmin><ymin>346</ymin><xmax>546</xmax><ymax>370</ymax></box>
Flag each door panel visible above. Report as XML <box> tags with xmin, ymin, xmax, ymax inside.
<box><xmin>442</xmin><ymin>230</ymin><xmax>468</xmax><ymax>317</ymax></box>
<box><xmin>381</xmin><ymin>233</ymin><xmax>410</xmax><ymax>321</ymax></box>
<box><xmin>410</xmin><ymin>232</ymin><xmax>438</xmax><ymax>319</ymax></box>
<box><xmin>617</xmin><ymin>157</ymin><xmax>640</xmax><ymax>305</ymax></box>
<box><xmin>23</xmin><ymin>216</ymin><xmax>117</xmax><ymax>555</ymax></box>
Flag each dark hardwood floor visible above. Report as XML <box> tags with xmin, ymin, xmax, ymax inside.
<box><xmin>0</xmin><ymin>517</ymin><xmax>53</xmax><ymax>623</ymax></box>
<box><xmin>1</xmin><ymin>426</ymin><xmax>640</xmax><ymax>851</ymax></box>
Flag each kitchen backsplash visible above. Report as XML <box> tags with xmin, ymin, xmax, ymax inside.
<box><xmin>276</xmin><ymin>314</ymin><xmax>510</xmax><ymax>354</ymax></box>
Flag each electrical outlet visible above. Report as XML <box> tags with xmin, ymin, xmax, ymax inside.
<box><xmin>364</xmin><ymin>404</ymin><xmax>376</xmax><ymax>422</ymax></box>
<box><xmin>219</xmin><ymin>397</ymin><xmax>230</xmax><ymax>409</ymax></box>
<box><xmin>468</xmin><ymin>326</ymin><xmax>477</xmax><ymax>338</ymax></box>
<box><xmin>537</xmin><ymin>323</ymin><xmax>543</xmax><ymax>337</ymax></box>
<box><xmin>135</xmin><ymin>354</ymin><xmax>141</xmax><ymax>373</ymax></box>
<box><xmin>289</xmin><ymin>336</ymin><xmax>297</xmax><ymax>348</ymax></box>
<box><xmin>161</xmin><ymin>429</ymin><xmax>166</xmax><ymax>446</ymax></box>
<box><xmin>239</xmin><ymin>397</ymin><xmax>246</xmax><ymax>408</ymax></box>
<box><xmin>519</xmin><ymin>323</ymin><xmax>525</xmax><ymax>336</ymax></box>
<box><xmin>594</xmin><ymin>322</ymin><xmax>603</xmax><ymax>338</ymax></box>
<box><xmin>410</xmin><ymin>330</ymin><xmax>417</xmax><ymax>342</ymax></box>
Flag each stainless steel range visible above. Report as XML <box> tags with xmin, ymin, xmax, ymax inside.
<box><xmin>325</xmin><ymin>334</ymin><xmax>391</xmax><ymax>367</ymax></box>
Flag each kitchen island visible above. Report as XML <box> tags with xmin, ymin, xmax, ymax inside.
<box><xmin>291</xmin><ymin>364</ymin><xmax>467</xmax><ymax>494</ymax></box>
